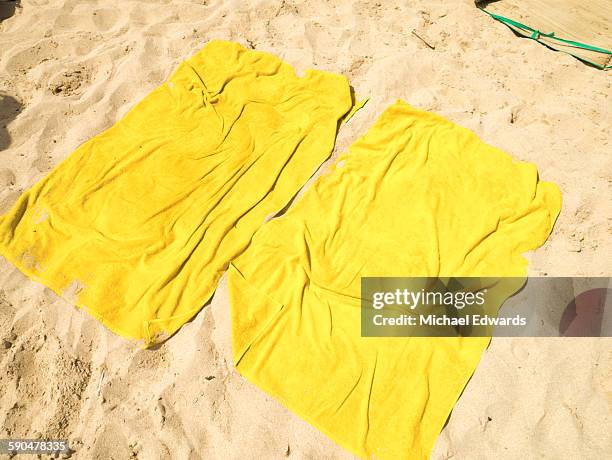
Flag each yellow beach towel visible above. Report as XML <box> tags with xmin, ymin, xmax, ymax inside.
<box><xmin>228</xmin><ymin>101</ymin><xmax>562</xmax><ymax>459</ymax></box>
<box><xmin>0</xmin><ymin>40</ymin><xmax>354</xmax><ymax>345</ymax></box>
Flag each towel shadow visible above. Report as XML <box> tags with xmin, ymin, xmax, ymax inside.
<box><xmin>0</xmin><ymin>0</ymin><xmax>19</xmax><ymax>21</ymax></box>
<box><xmin>0</xmin><ymin>93</ymin><xmax>22</xmax><ymax>151</ymax></box>
<box><xmin>145</xmin><ymin>295</ymin><xmax>215</xmax><ymax>350</ymax></box>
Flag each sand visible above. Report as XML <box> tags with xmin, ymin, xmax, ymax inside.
<box><xmin>0</xmin><ymin>0</ymin><xmax>610</xmax><ymax>458</ymax></box>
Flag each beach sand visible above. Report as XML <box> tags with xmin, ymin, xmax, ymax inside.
<box><xmin>0</xmin><ymin>0</ymin><xmax>610</xmax><ymax>458</ymax></box>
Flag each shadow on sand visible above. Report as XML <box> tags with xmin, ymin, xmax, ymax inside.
<box><xmin>0</xmin><ymin>1</ymin><xmax>20</xmax><ymax>22</ymax></box>
<box><xmin>0</xmin><ymin>93</ymin><xmax>23</xmax><ymax>151</ymax></box>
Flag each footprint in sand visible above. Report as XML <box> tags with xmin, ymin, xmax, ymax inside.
<box><xmin>92</xmin><ymin>8</ymin><xmax>121</xmax><ymax>32</ymax></box>
<box><xmin>0</xmin><ymin>168</ymin><xmax>16</xmax><ymax>187</ymax></box>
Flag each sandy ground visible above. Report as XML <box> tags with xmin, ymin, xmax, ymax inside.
<box><xmin>0</xmin><ymin>0</ymin><xmax>611</xmax><ymax>458</ymax></box>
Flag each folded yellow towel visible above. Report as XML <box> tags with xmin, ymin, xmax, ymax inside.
<box><xmin>0</xmin><ymin>40</ymin><xmax>354</xmax><ymax>345</ymax></box>
<box><xmin>228</xmin><ymin>101</ymin><xmax>562</xmax><ymax>459</ymax></box>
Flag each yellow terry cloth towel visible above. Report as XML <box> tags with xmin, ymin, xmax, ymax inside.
<box><xmin>0</xmin><ymin>40</ymin><xmax>355</xmax><ymax>345</ymax></box>
<box><xmin>228</xmin><ymin>101</ymin><xmax>562</xmax><ymax>459</ymax></box>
